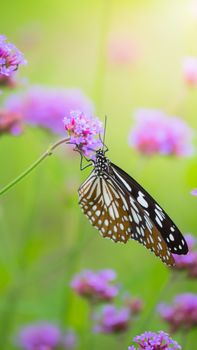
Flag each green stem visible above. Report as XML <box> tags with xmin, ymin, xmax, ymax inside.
<box><xmin>0</xmin><ymin>137</ymin><xmax>69</xmax><ymax>196</ymax></box>
<box><xmin>181</xmin><ymin>330</ymin><xmax>189</xmax><ymax>350</ymax></box>
<box><xmin>138</xmin><ymin>272</ymin><xmax>177</xmax><ymax>333</ymax></box>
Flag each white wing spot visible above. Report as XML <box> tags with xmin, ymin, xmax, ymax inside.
<box><xmin>169</xmin><ymin>233</ymin><xmax>175</xmax><ymax>241</ymax></box>
<box><xmin>104</xmin><ymin>219</ymin><xmax>109</xmax><ymax>226</ymax></box>
<box><xmin>96</xmin><ymin>210</ymin><xmax>101</xmax><ymax>216</ymax></box>
<box><xmin>137</xmin><ymin>191</ymin><xmax>148</xmax><ymax>208</ymax></box>
<box><xmin>155</xmin><ymin>216</ymin><xmax>163</xmax><ymax>227</ymax></box>
<box><xmin>120</xmin><ymin>223</ymin><xmax>124</xmax><ymax>230</ymax></box>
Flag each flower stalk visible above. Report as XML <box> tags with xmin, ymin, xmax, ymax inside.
<box><xmin>0</xmin><ymin>137</ymin><xmax>69</xmax><ymax>196</ymax></box>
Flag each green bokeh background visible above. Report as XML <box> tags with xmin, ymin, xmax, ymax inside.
<box><xmin>0</xmin><ymin>0</ymin><xmax>197</xmax><ymax>349</ymax></box>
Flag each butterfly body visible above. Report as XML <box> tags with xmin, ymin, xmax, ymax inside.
<box><xmin>78</xmin><ymin>149</ymin><xmax>188</xmax><ymax>266</ymax></box>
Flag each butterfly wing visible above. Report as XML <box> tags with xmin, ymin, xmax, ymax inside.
<box><xmin>78</xmin><ymin>169</ymin><xmax>175</xmax><ymax>266</ymax></box>
<box><xmin>111</xmin><ymin>163</ymin><xmax>188</xmax><ymax>255</ymax></box>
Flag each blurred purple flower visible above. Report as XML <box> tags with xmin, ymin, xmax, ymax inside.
<box><xmin>93</xmin><ymin>305</ymin><xmax>130</xmax><ymax>334</ymax></box>
<box><xmin>107</xmin><ymin>34</ymin><xmax>139</xmax><ymax>66</ymax></box>
<box><xmin>5</xmin><ymin>86</ymin><xmax>94</xmax><ymax>135</ymax></box>
<box><xmin>63</xmin><ymin>110</ymin><xmax>103</xmax><ymax>158</ymax></box>
<box><xmin>0</xmin><ymin>35</ymin><xmax>26</xmax><ymax>80</ymax></box>
<box><xmin>0</xmin><ymin>109</ymin><xmax>22</xmax><ymax>136</ymax></box>
<box><xmin>173</xmin><ymin>234</ymin><xmax>196</xmax><ymax>270</ymax></box>
<box><xmin>129</xmin><ymin>109</ymin><xmax>194</xmax><ymax>157</ymax></box>
<box><xmin>183</xmin><ymin>56</ymin><xmax>197</xmax><ymax>87</ymax></box>
<box><xmin>123</xmin><ymin>293</ymin><xmax>144</xmax><ymax>315</ymax></box>
<box><xmin>70</xmin><ymin>269</ymin><xmax>118</xmax><ymax>303</ymax></box>
<box><xmin>173</xmin><ymin>234</ymin><xmax>197</xmax><ymax>278</ymax></box>
<box><xmin>62</xmin><ymin>330</ymin><xmax>77</xmax><ymax>349</ymax></box>
<box><xmin>16</xmin><ymin>322</ymin><xmax>61</xmax><ymax>350</ymax></box>
<box><xmin>158</xmin><ymin>293</ymin><xmax>197</xmax><ymax>332</ymax></box>
<box><xmin>191</xmin><ymin>188</ymin><xmax>197</xmax><ymax>196</ymax></box>
<box><xmin>128</xmin><ymin>331</ymin><xmax>181</xmax><ymax>350</ymax></box>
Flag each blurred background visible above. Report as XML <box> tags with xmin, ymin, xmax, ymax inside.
<box><xmin>0</xmin><ymin>0</ymin><xmax>197</xmax><ymax>349</ymax></box>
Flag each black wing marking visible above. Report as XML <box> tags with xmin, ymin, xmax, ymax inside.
<box><xmin>111</xmin><ymin>163</ymin><xmax>188</xmax><ymax>255</ymax></box>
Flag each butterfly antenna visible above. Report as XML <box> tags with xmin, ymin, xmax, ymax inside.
<box><xmin>102</xmin><ymin>115</ymin><xmax>108</xmax><ymax>152</ymax></box>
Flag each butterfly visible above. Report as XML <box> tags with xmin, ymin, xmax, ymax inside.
<box><xmin>77</xmin><ymin>147</ymin><xmax>188</xmax><ymax>267</ymax></box>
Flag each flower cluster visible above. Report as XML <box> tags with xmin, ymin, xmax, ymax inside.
<box><xmin>0</xmin><ymin>109</ymin><xmax>22</xmax><ymax>136</ymax></box>
<box><xmin>158</xmin><ymin>293</ymin><xmax>197</xmax><ymax>332</ymax></box>
<box><xmin>93</xmin><ymin>305</ymin><xmax>130</xmax><ymax>334</ymax></box>
<box><xmin>173</xmin><ymin>234</ymin><xmax>197</xmax><ymax>278</ymax></box>
<box><xmin>5</xmin><ymin>86</ymin><xmax>94</xmax><ymax>135</ymax></box>
<box><xmin>0</xmin><ymin>35</ymin><xmax>26</xmax><ymax>79</ymax></box>
<box><xmin>70</xmin><ymin>269</ymin><xmax>143</xmax><ymax>335</ymax></box>
<box><xmin>123</xmin><ymin>293</ymin><xmax>144</xmax><ymax>315</ymax></box>
<box><xmin>70</xmin><ymin>269</ymin><xmax>118</xmax><ymax>303</ymax></box>
<box><xmin>182</xmin><ymin>56</ymin><xmax>197</xmax><ymax>87</ymax></box>
<box><xmin>129</xmin><ymin>109</ymin><xmax>194</xmax><ymax>157</ymax></box>
<box><xmin>16</xmin><ymin>322</ymin><xmax>77</xmax><ymax>350</ymax></box>
<box><xmin>63</xmin><ymin>110</ymin><xmax>103</xmax><ymax>157</ymax></box>
<box><xmin>128</xmin><ymin>331</ymin><xmax>181</xmax><ymax>350</ymax></box>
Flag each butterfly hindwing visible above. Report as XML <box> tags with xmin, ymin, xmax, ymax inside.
<box><xmin>79</xmin><ymin>171</ymin><xmax>135</xmax><ymax>243</ymax></box>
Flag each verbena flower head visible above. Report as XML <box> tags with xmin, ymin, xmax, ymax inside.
<box><xmin>173</xmin><ymin>234</ymin><xmax>197</xmax><ymax>278</ymax></box>
<box><xmin>158</xmin><ymin>293</ymin><xmax>197</xmax><ymax>332</ymax></box>
<box><xmin>129</xmin><ymin>109</ymin><xmax>194</xmax><ymax>157</ymax></box>
<box><xmin>70</xmin><ymin>269</ymin><xmax>118</xmax><ymax>303</ymax></box>
<box><xmin>128</xmin><ymin>331</ymin><xmax>181</xmax><ymax>350</ymax></box>
<box><xmin>63</xmin><ymin>110</ymin><xmax>103</xmax><ymax>158</ymax></box>
<box><xmin>5</xmin><ymin>86</ymin><xmax>94</xmax><ymax>135</ymax></box>
<box><xmin>107</xmin><ymin>34</ymin><xmax>139</xmax><ymax>66</ymax></box>
<box><xmin>16</xmin><ymin>322</ymin><xmax>61</xmax><ymax>350</ymax></box>
<box><xmin>0</xmin><ymin>109</ymin><xmax>22</xmax><ymax>136</ymax></box>
<box><xmin>123</xmin><ymin>293</ymin><xmax>144</xmax><ymax>315</ymax></box>
<box><xmin>0</xmin><ymin>35</ymin><xmax>26</xmax><ymax>79</ymax></box>
<box><xmin>173</xmin><ymin>234</ymin><xmax>196</xmax><ymax>270</ymax></box>
<box><xmin>183</xmin><ymin>57</ymin><xmax>197</xmax><ymax>86</ymax></box>
<box><xmin>93</xmin><ymin>305</ymin><xmax>130</xmax><ymax>334</ymax></box>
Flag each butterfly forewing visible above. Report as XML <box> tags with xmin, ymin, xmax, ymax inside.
<box><xmin>111</xmin><ymin>163</ymin><xmax>188</xmax><ymax>255</ymax></box>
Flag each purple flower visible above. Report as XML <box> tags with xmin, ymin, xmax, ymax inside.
<box><xmin>0</xmin><ymin>109</ymin><xmax>22</xmax><ymax>136</ymax></box>
<box><xmin>191</xmin><ymin>188</ymin><xmax>197</xmax><ymax>196</ymax></box>
<box><xmin>182</xmin><ymin>56</ymin><xmax>197</xmax><ymax>87</ymax></box>
<box><xmin>0</xmin><ymin>35</ymin><xmax>26</xmax><ymax>79</ymax></box>
<box><xmin>173</xmin><ymin>234</ymin><xmax>197</xmax><ymax>278</ymax></box>
<box><xmin>61</xmin><ymin>330</ymin><xmax>77</xmax><ymax>349</ymax></box>
<box><xmin>158</xmin><ymin>293</ymin><xmax>197</xmax><ymax>332</ymax></box>
<box><xmin>123</xmin><ymin>293</ymin><xmax>144</xmax><ymax>315</ymax></box>
<box><xmin>93</xmin><ymin>305</ymin><xmax>130</xmax><ymax>334</ymax></box>
<box><xmin>63</xmin><ymin>110</ymin><xmax>103</xmax><ymax>158</ymax></box>
<box><xmin>5</xmin><ymin>86</ymin><xmax>94</xmax><ymax>135</ymax></box>
<box><xmin>70</xmin><ymin>269</ymin><xmax>118</xmax><ymax>303</ymax></box>
<box><xmin>107</xmin><ymin>34</ymin><xmax>139</xmax><ymax>66</ymax></box>
<box><xmin>128</xmin><ymin>331</ymin><xmax>181</xmax><ymax>350</ymax></box>
<box><xmin>129</xmin><ymin>109</ymin><xmax>194</xmax><ymax>157</ymax></box>
<box><xmin>16</xmin><ymin>322</ymin><xmax>61</xmax><ymax>350</ymax></box>
<box><xmin>173</xmin><ymin>234</ymin><xmax>196</xmax><ymax>269</ymax></box>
